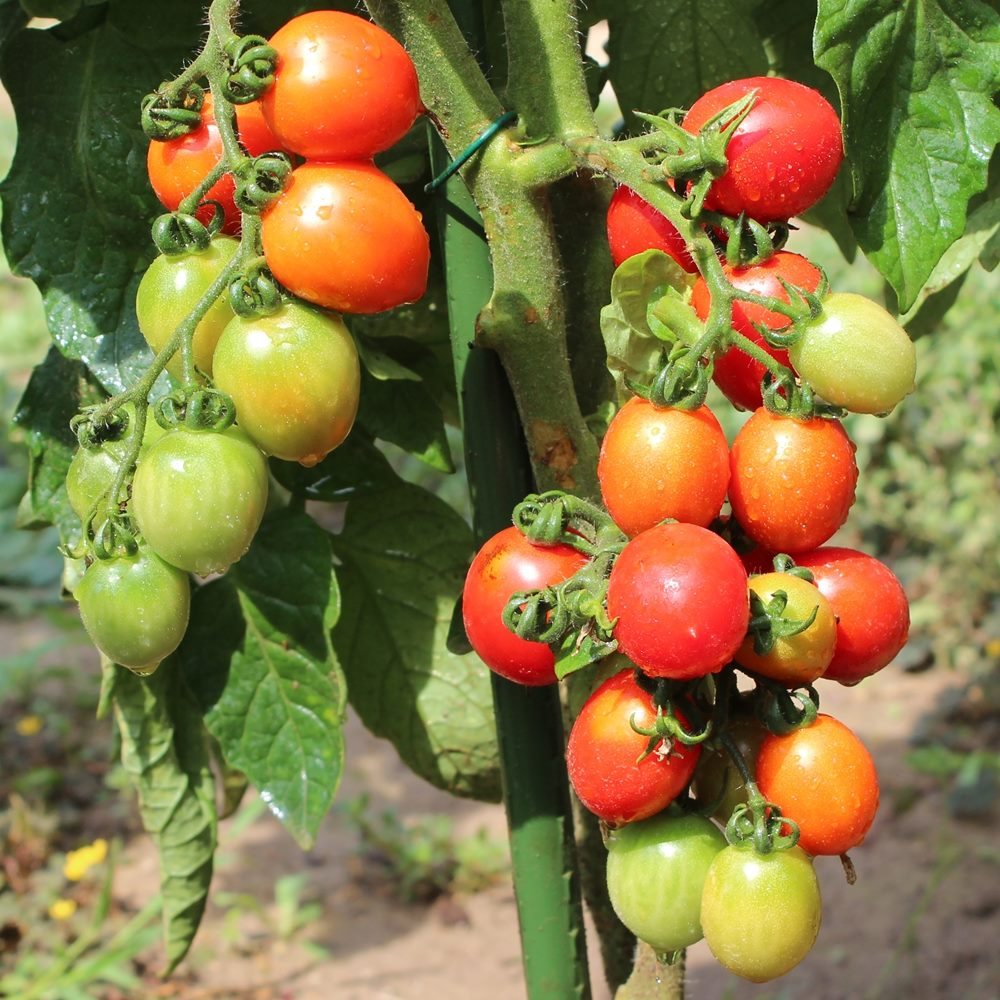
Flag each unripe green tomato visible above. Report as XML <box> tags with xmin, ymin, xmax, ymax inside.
<box><xmin>76</xmin><ymin>546</ymin><xmax>190</xmax><ymax>673</ymax></box>
<box><xmin>701</xmin><ymin>844</ymin><xmax>822</xmax><ymax>982</ymax></box>
<box><xmin>131</xmin><ymin>425</ymin><xmax>268</xmax><ymax>575</ymax></box>
<box><xmin>790</xmin><ymin>292</ymin><xmax>916</xmax><ymax>414</ymax></box>
<box><xmin>212</xmin><ymin>302</ymin><xmax>360</xmax><ymax>466</ymax></box>
<box><xmin>135</xmin><ymin>237</ymin><xmax>239</xmax><ymax>378</ymax></box>
<box><xmin>66</xmin><ymin>405</ymin><xmax>165</xmax><ymax>520</ymax></box>
<box><xmin>692</xmin><ymin>715</ymin><xmax>768</xmax><ymax>824</ymax></box>
<box><xmin>606</xmin><ymin>812</ymin><xmax>726</xmax><ymax>954</ymax></box>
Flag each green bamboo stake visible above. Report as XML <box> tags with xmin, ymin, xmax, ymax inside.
<box><xmin>431</xmin><ymin>101</ymin><xmax>591</xmax><ymax>1000</ymax></box>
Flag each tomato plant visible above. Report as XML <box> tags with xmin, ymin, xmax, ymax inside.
<box><xmin>606</xmin><ymin>185</ymin><xmax>695</xmax><ymax>273</ymax></box>
<box><xmin>76</xmin><ymin>546</ymin><xmax>191</xmax><ymax>673</ymax></box>
<box><xmin>690</xmin><ymin>251</ymin><xmax>823</xmax><ymax>411</ymax></box>
<box><xmin>682</xmin><ymin>76</ymin><xmax>843</xmax><ymax>223</ymax></box>
<box><xmin>261</xmin><ymin>162</ymin><xmax>430</xmax><ymax>314</ymax></box>
<box><xmin>131</xmin><ymin>425</ymin><xmax>269</xmax><ymax>576</ymax></box>
<box><xmin>260</xmin><ymin>10</ymin><xmax>422</xmax><ymax>160</ymax></box>
<box><xmin>462</xmin><ymin>526</ymin><xmax>588</xmax><ymax>686</ymax></box>
<box><xmin>756</xmin><ymin>713</ymin><xmax>880</xmax><ymax>856</ymax></box>
<box><xmin>146</xmin><ymin>95</ymin><xmax>283</xmax><ymax>233</ymax></box>
<box><xmin>700</xmin><ymin>844</ymin><xmax>822</xmax><ymax>982</ymax></box>
<box><xmin>212</xmin><ymin>302</ymin><xmax>361</xmax><ymax>466</ymax></box>
<box><xmin>3</xmin><ymin>0</ymin><xmax>992</xmax><ymax>990</ymax></box>
<box><xmin>606</xmin><ymin>522</ymin><xmax>749</xmax><ymax>679</ymax></box>
<box><xmin>135</xmin><ymin>236</ymin><xmax>240</xmax><ymax>378</ymax></box>
<box><xmin>606</xmin><ymin>812</ymin><xmax>726</xmax><ymax>954</ymax></box>
<box><xmin>566</xmin><ymin>670</ymin><xmax>702</xmax><ymax>824</ymax></box>
<box><xmin>597</xmin><ymin>398</ymin><xmax>729</xmax><ymax>535</ymax></box>
<box><xmin>790</xmin><ymin>292</ymin><xmax>917</xmax><ymax>414</ymax></box>
<box><xmin>735</xmin><ymin>571</ymin><xmax>837</xmax><ymax>685</ymax></box>
<box><xmin>729</xmin><ymin>408</ymin><xmax>859</xmax><ymax>553</ymax></box>
<box><xmin>793</xmin><ymin>547</ymin><xmax>910</xmax><ymax>685</ymax></box>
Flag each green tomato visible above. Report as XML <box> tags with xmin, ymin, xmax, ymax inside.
<box><xmin>606</xmin><ymin>812</ymin><xmax>726</xmax><ymax>954</ymax></box>
<box><xmin>135</xmin><ymin>236</ymin><xmax>239</xmax><ymax>378</ymax></box>
<box><xmin>212</xmin><ymin>301</ymin><xmax>360</xmax><ymax>466</ymax></box>
<box><xmin>76</xmin><ymin>545</ymin><xmax>190</xmax><ymax>673</ymax></box>
<box><xmin>701</xmin><ymin>844</ymin><xmax>822</xmax><ymax>982</ymax></box>
<box><xmin>790</xmin><ymin>292</ymin><xmax>916</xmax><ymax>414</ymax></box>
<box><xmin>692</xmin><ymin>715</ymin><xmax>767</xmax><ymax>825</ymax></box>
<box><xmin>66</xmin><ymin>404</ymin><xmax>165</xmax><ymax>520</ymax></box>
<box><xmin>131</xmin><ymin>425</ymin><xmax>268</xmax><ymax>575</ymax></box>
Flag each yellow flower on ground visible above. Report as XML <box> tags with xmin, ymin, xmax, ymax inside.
<box><xmin>48</xmin><ymin>898</ymin><xmax>77</xmax><ymax>921</ymax></box>
<box><xmin>63</xmin><ymin>838</ymin><xmax>109</xmax><ymax>881</ymax></box>
<box><xmin>15</xmin><ymin>715</ymin><xmax>43</xmax><ymax>736</ymax></box>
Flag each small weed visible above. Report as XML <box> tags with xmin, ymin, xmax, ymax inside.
<box><xmin>341</xmin><ymin>794</ymin><xmax>509</xmax><ymax>903</ymax></box>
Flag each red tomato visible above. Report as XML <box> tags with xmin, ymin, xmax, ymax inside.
<box><xmin>261</xmin><ymin>162</ymin><xmax>430</xmax><ymax>314</ymax></box>
<box><xmin>146</xmin><ymin>95</ymin><xmax>283</xmax><ymax>234</ymax></box>
<box><xmin>598</xmin><ymin>398</ymin><xmax>730</xmax><ymax>536</ymax></box>
<box><xmin>607</xmin><ymin>522</ymin><xmax>749</xmax><ymax>680</ymax></box>
<box><xmin>261</xmin><ymin>11</ymin><xmax>421</xmax><ymax>160</ymax></box>
<box><xmin>729</xmin><ymin>408</ymin><xmax>858</xmax><ymax>553</ymax></box>
<box><xmin>682</xmin><ymin>76</ymin><xmax>843</xmax><ymax>223</ymax></box>
<box><xmin>462</xmin><ymin>526</ymin><xmax>589</xmax><ymax>686</ymax></box>
<box><xmin>691</xmin><ymin>252</ymin><xmax>823</xmax><ymax>411</ymax></box>
<box><xmin>756</xmin><ymin>713</ymin><xmax>880</xmax><ymax>856</ymax></box>
<box><xmin>566</xmin><ymin>670</ymin><xmax>702</xmax><ymax>824</ymax></box>
<box><xmin>606</xmin><ymin>186</ymin><xmax>696</xmax><ymax>272</ymax></box>
<box><xmin>792</xmin><ymin>547</ymin><xmax>910</xmax><ymax>685</ymax></box>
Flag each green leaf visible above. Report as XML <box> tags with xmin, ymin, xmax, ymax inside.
<box><xmin>357</xmin><ymin>369</ymin><xmax>454</xmax><ymax>473</ymax></box>
<box><xmin>12</xmin><ymin>346</ymin><xmax>103</xmax><ymax>541</ymax></box>
<box><xmin>599</xmin><ymin>249</ymin><xmax>693</xmax><ymax>396</ymax></box>
<box><xmin>815</xmin><ymin>0</ymin><xmax>1000</xmax><ymax>310</ymax></box>
<box><xmin>607</xmin><ymin>0</ymin><xmax>768</xmax><ymax>129</ymax></box>
<box><xmin>269</xmin><ymin>430</ymin><xmax>400</xmax><ymax>502</ymax></box>
<box><xmin>178</xmin><ymin>509</ymin><xmax>346</xmax><ymax>849</ymax></box>
<box><xmin>330</xmin><ymin>482</ymin><xmax>501</xmax><ymax>802</ymax></box>
<box><xmin>0</xmin><ymin>3</ymin><xmax>212</xmax><ymax>392</ymax></box>
<box><xmin>355</xmin><ymin>336</ymin><xmax>423</xmax><ymax>382</ymax></box>
<box><xmin>112</xmin><ymin>664</ymin><xmax>216</xmax><ymax>974</ymax></box>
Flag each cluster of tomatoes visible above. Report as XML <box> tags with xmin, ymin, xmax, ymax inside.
<box><xmin>463</xmin><ymin>76</ymin><xmax>914</xmax><ymax>982</ymax></box>
<box><xmin>68</xmin><ymin>12</ymin><xmax>431</xmax><ymax>676</ymax></box>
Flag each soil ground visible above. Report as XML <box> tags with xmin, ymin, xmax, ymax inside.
<box><xmin>3</xmin><ymin>613</ymin><xmax>996</xmax><ymax>1000</ymax></box>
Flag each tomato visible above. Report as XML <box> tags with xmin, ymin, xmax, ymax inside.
<box><xmin>787</xmin><ymin>547</ymin><xmax>909</xmax><ymax>685</ymax></box>
<box><xmin>76</xmin><ymin>545</ymin><xmax>190</xmax><ymax>673</ymax></box>
<box><xmin>700</xmin><ymin>844</ymin><xmax>821</xmax><ymax>982</ymax></box>
<box><xmin>566</xmin><ymin>670</ymin><xmax>702</xmax><ymax>824</ymax></box>
<box><xmin>135</xmin><ymin>237</ymin><xmax>239</xmax><ymax>378</ymax></box>
<box><xmin>261</xmin><ymin>11</ymin><xmax>421</xmax><ymax>160</ymax></box>
<box><xmin>146</xmin><ymin>95</ymin><xmax>284</xmax><ymax>234</ymax></box>
<box><xmin>735</xmin><ymin>572</ymin><xmax>836</xmax><ymax>685</ymax></box>
<box><xmin>729</xmin><ymin>408</ymin><xmax>858</xmax><ymax>553</ymax></box>
<box><xmin>757</xmin><ymin>713</ymin><xmax>879</xmax><ymax>856</ymax></box>
<box><xmin>606</xmin><ymin>522</ymin><xmax>749</xmax><ymax>680</ymax></box>
<box><xmin>690</xmin><ymin>252</ymin><xmax>823</xmax><ymax>411</ymax></box>
<box><xmin>683</xmin><ymin>76</ymin><xmax>843</xmax><ymax>223</ymax></box>
<box><xmin>693</xmin><ymin>714</ymin><xmax>768</xmax><ymax>824</ymax></box>
<box><xmin>597</xmin><ymin>398</ymin><xmax>730</xmax><ymax>536</ymax></box>
<box><xmin>131</xmin><ymin>425</ymin><xmax>268</xmax><ymax>576</ymax></box>
<box><xmin>605</xmin><ymin>186</ymin><xmax>695</xmax><ymax>273</ymax></box>
<box><xmin>790</xmin><ymin>292</ymin><xmax>917</xmax><ymax>414</ymax></box>
<box><xmin>462</xmin><ymin>526</ymin><xmax>589</xmax><ymax>686</ymax></box>
<box><xmin>606</xmin><ymin>813</ymin><xmax>726</xmax><ymax>953</ymax></box>
<box><xmin>67</xmin><ymin>405</ymin><xmax>165</xmax><ymax>520</ymax></box>
<box><xmin>212</xmin><ymin>302</ymin><xmax>360</xmax><ymax>466</ymax></box>
<box><xmin>261</xmin><ymin>162</ymin><xmax>430</xmax><ymax>315</ymax></box>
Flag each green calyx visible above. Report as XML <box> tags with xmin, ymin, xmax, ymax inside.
<box><xmin>223</xmin><ymin>34</ymin><xmax>277</xmax><ymax>104</ymax></box>
<box><xmin>154</xmin><ymin>387</ymin><xmax>237</xmax><ymax>433</ymax></box>
<box><xmin>232</xmin><ymin>152</ymin><xmax>293</xmax><ymax>214</ymax></box>
<box><xmin>229</xmin><ymin>260</ymin><xmax>283</xmax><ymax>317</ymax></box>
<box><xmin>151</xmin><ymin>213</ymin><xmax>216</xmax><ymax>256</ymax></box>
<box><xmin>141</xmin><ymin>84</ymin><xmax>205</xmax><ymax>140</ymax></box>
<box><xmin>746</xmin><ymin>588</ymin><xmax>819</xmax><ymax>656</ymax></box>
